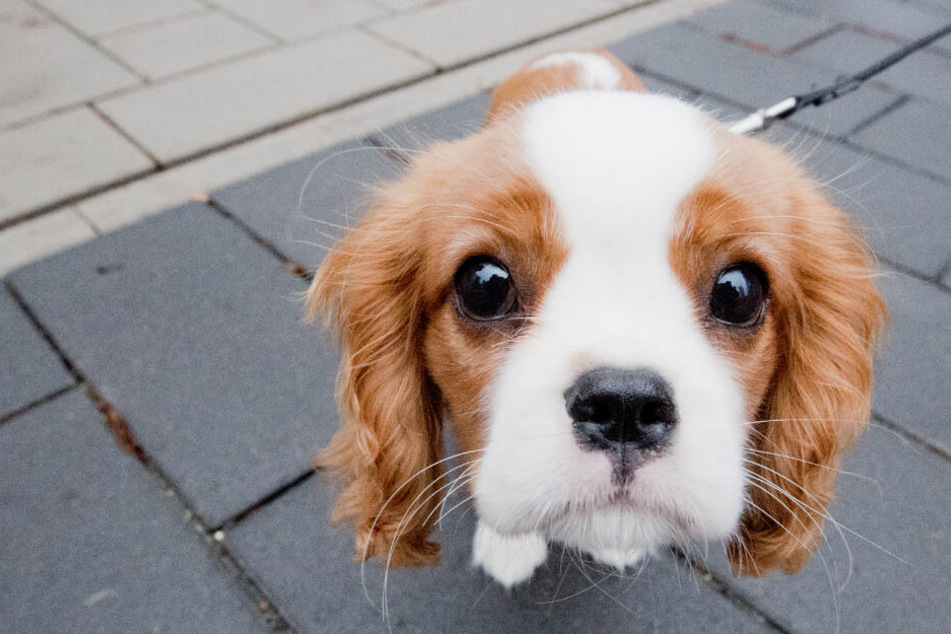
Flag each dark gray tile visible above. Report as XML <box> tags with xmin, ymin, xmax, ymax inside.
<box><xmin>372</xmin><ymin>91</ymin><xmax>491</xmax><ymax>153</ymax></box>
<box><xmin>0</xmin><ymin>391</ymin><xmax>267</xmax><ymax>633</ymax></box>
<box><xmin>770</xmin><ymin>0</ymin><xmax>951</xmax><ymax>49</ymax></box>
<box><xmin>852</xmin><ymin>98</ymin><xmax>951</xmax><ymax>179</ymax></box>
<box><xmin>750</xmin><ymin>131</ymin><xmax>951</xmax><ymax>278</ymax></box>
<box><xmin>7</xmin><ymin>203</ymin><xmax>337</xmax><ymax>527</ymax></box>
<box><xmin>787</xmin><ymin>84</ymin><xmax>903</xmax><ymax>137</ymax></box>
<box><xmin>226</xmin><ymin>475</ymin><xmax>775</xmax><ymax>634</ymax></box>
<box><xmin>0</xmin><ymin>286</ymin><xmax>73</xmax><ymax>417</ymax></box>
<box><xmin>609</xmin><ymin>23</ymin><xmax>843</xmax><ymax>109</ymax></box>
<box><xmin>793</xmin><ymin>28</ymin><xmax>951</xmax><ymax>108</ymax></box>
<box><xmin>687</xmin><ymin>0</ymin><xmax>835</xmax><ymax>53</ymax></box>
<box><xmin>704</xmin><ymin>425</ymin><xmax>951</xmax><ymax>633</ymax></box>
<box><xmin>873</xmin><ymin>271</ymin><xmax>951</xmax><ymax>451</ymax></box>
<box><xmin>212</xmin><ymin>139</ymin><xmax>404</xmax><ymax>270</ymax></box>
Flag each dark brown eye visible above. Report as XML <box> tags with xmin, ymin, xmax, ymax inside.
<box><xmin>710</xmin><ymin>263</ymin><xmax>768</xmax><ymax>327</ymax></box>
<box><xmin>454</xmin><ymin>256</ymin><xmax>516</xmax><ymax>321</ymax></box>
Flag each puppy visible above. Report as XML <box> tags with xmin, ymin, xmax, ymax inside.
<box><xmin>306</xmin><ymin>49</ymin><xmax>886</xmax><ymax>588</ymax></box>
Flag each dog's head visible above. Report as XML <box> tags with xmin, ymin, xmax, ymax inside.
<box><xmin>307</xmin><ymin>50</ymin><xmax>886</xmax><ymax>578</ymax></box>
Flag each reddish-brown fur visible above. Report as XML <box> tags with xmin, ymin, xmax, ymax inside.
<box><xmin>307</xmin><ymin>50</ymin><xmax>886</xmax><ymax>576</ymax></box>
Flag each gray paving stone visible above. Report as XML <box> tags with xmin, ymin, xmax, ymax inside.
<box><xmin>770</xmin><ymin>0</ymin><xmax>951</xmax><ymax>43</ymax></box>
<box><xmin>609</xmin><ymin>23</ymin><xmax>845</xmax><ymax>109</ymax></box>
<box><xmin>227</xmin><ymin>474</ymin><xmax>775</xmax><ymax>634</ymax></box>
<box><xmin>873</xmin><ymin>271</ymin><xmax>951</xmax><ymax>452</ymax></box>
<box><xmin>0</xmin><ymin>391</ymin><xmax>267</xmax><ymax>633</ymax></box>
<box><xmin>852</xmin><ymin>98</ymin><xmax>951</xmax><ymax>179</ymax></box>
<box><xmin>0</xmin><ymin>286</ymin><xmax>72</xmax><ymax>417</ymax></box>
<box><xmin>687</xmin><ymin>0</ymin><xmax>834</xmax><ymax>53</ymax></box>
<box><xmin>7</xmin><ymin>203</ymin><xmax>337</xmax><ymax>527</ymax></box>
<box><xmin>371</xmin><ymin>92</ymin><xmax>491</xmax><ymax>154</ymax></box>
<box><xmin>751</xmin><ymin>129</ymin><xmax>951</xmax><ymax>279</ymax></box>
<box><xmin>703</xmin><ymin>425</ymin><xmax>951</xmax><ymax>634</ymax></box>
<box><xmin>212</xmin><ymin>139</ymin><xmax>404</xmax><ymax>269</ymax></box>
<box><xmin>792</xmin><ymin>28</ymin><xmax>951</xmax><ymax>108</ymax></box>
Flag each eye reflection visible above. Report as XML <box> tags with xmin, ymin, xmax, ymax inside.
<box><xmin>710</xmin><ymin>263</ymin><xmax>768</xmax><ymax>327</ymax></box>
<box><xmin>454</xmin><ymin>257</ymin><xmax>516</xmax><ymax>321</ymax></box>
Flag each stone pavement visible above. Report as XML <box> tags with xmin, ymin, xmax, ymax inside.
<box><xmin>2</xmin><ymin>0</ymin><xmax>950</xmax><ymax>632</ymax></box>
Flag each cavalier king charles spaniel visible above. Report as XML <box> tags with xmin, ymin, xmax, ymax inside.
<box><xmin>306</xmin><ymin>49</ymin><xmax>886</xmax><ymax>588</ymax></box>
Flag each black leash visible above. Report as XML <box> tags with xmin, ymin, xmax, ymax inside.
<box><xmin>731</xmin><ymin>22</ymin><xmax>951</xmax><ymax>134</ymax></box>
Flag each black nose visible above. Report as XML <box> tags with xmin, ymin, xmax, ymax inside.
<box><xmin>565</xmin><ymin>367</ymin><xmax>677</xmax><ymax>453</ymax></box>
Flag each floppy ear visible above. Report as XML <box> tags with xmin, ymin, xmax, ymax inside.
<box><xmin>729</xmin><ymin>189</ymin><xmax>887</xmax><ymax>576</ymax></box>
<box><xmin>488</xmin><ymin>48</ymin><xmax>644</xmax><ymax>122</ymax></box>
<box><xmin>306</xmin><ymin>191</ymin><xmax>444</xmax><ymax>568</ymax></box>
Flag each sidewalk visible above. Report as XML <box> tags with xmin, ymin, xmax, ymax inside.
<box><xmin>2</xmin><ymin>1</ymin><xmax>950</xmax><ymax>632</ymax></box>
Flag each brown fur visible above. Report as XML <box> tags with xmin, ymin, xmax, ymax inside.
<box><xmin>306</xmin><ymin>48</ymin><xmax>886</xmax><ymax>577</ymax></box>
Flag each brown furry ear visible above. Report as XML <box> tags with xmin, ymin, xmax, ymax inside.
<box><xmin>488</xmin><ymin>48</ymin><xmax>644</xmax><ymax>122</ymax></box>
<box><xmin>306</xmin><ymin>192</ymin><xmax>444</xmax><ymax>568</ymax></box>
<box><xmin>728</xmin><ymin>190</ymin><xmax>887</xmax><ymax>576</ymax></box>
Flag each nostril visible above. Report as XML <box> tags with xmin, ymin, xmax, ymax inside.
<box><xmin>639</xmin><ymin>399</ymin><xmax>675</xmax><ymax>426</ymax></box>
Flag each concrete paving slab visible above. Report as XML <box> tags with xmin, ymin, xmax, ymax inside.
<box><xmin>852</xmin><ymin>98</ymin><xmax>951</xmax><ymax>179</ymax></box>
<box><xmin>770</xmin><ymin>0</ymin><xmax>951</xmax><ymax>43</ymax></box>
<box><xmin>98</xmin><ymin>10</ymin><xmax>274</xmax><ymax>80</ymax></box>
<box><xmin>209</xmin><ymin>0</ymin><xmax>386</xmax><ymax>41</ymax></box>
<box><xmin>786</xmin><ymin>85</ymin><xmax>902</xmax><ymax>137</ymax></box>
<box><xmin>368</xmin><ymin>0</ymin><xmax>619</xmax><ymax>68</ymax></box>
<box><xmin>0</xmin><ymin>390</ymin><xmax>268</xmax><ymax>633</ymax></box>
<box><xmin>7</xmin><ymin>203</ymin><xmax>338</xmax><ymax>527</ymax></box>
<box><xmin>0</xmin><ymin>0</ymin><xmax>140</xmax><ymax>127</ymax></box>
<box><xmin>0</xmin><ymin>107</ymin><xmax>154</xmax><ymax>222</ymax></box>
<box><xmin>792</xmin><ymin>28</ymin><xmax>951</xmax><ymax>108</ymax></box>
<box><xmin>703</xmin><ymin>425</ymin><xmax>951</xmax><ymax>634</ymax></box>
<box><xmin>609</xmin><ymin>23</ymin><xmax>842</xmax><ymax>109</ymax></box>
<box><xmin>0</xmin><ymin>207</ymin><xmax>97</xmax><ymax>277</ymax></box>
<box><xmin>226</xmin><ymin>474</ymin><xmax>777</xmax><ymax>634</ymax></box>
<box><xmin>0</xmin><ymin>287</ymin><xmax>72</xmax><ymax>417</ymax></box>
<box><xmin>688</xmin><ymin>0</ymin><xmax>834</xmax><ymax>53</ymax></box>
<box><xmin>370</xmin><ymin>92</ymin><xmax>491</xmax><ymax>154</ymax></box>
<box><xmin>34</xmin><ymin>0</ymin><xmax>204</xmax><ymax>37</ymax></box>
<box><xmin>97</xmin><ymin>29</ymin><xmax>434</xmax><ymax>163</ymax></box>
<box><xmin>756</xmin><ymin>135</ymin><xmax>951</xmax><ymax>279</ymax></box>
<box><xmin>212</xmin><ymin>139</ymin><xmax>404</xmax><ymax>268</ymax></box>
<box><xmin>873</xmin><ymin>272</ymin><xmax>951</xmax><ymax>452</ymax></box>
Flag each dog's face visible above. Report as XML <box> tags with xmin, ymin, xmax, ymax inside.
<box><xmin>309</xmin><ymin>52</ymin><xmax>885</xmax><ymax>584</ymax></box>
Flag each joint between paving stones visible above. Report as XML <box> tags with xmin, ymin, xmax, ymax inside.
<box><xmin>668</xmin><ymin>547</ymin><xmax>793</xmax><ymax>634</ymax></box>
<box><xmin>846</xmin><ymin>93</ymin><xmax>912</xmax><ymax>137</ymax></box>
<box><xmin>3</xmin><ymin>279</ymin><xmax>84</xmax><ymax>382</ymax></box>
<box><xmin>74</xmin><ymin>382</ymin><xmax>301</xmax><ymax>632</ymax></box>
<box><xmin>0</xmin><ymin>384</ymin><xmax>78</xmax><ymax>426</ymax></box>
<box><xmin>213</xmin><ymin>469</ymin><xmax>316</xmax><ymax>533</ymax></box>
<box><xmin>203</xmin><ymin>198</ymin><xmax>313</xmax><ymax>280</ymax></box>
<box><xmin>872</xmin><ymin>414</ymin><xmax>951</xmax><ymax>463</ymax></box>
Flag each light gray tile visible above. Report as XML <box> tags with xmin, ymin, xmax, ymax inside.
<box><xmin>97</xmin><ymin>29</ymin><xmax>434</xmax><ymax>163</ymax></box>
<box><xmin>209</xmin><ymin>0</ymin><xmax>386</xmax><ymax>41</ymax></box>
<box><xmin>98</xmin><ymin>11</ymin><xmax>273</xmax><ymax>80</ymax></box>
<box><xmin>0</xmin><ymin>108</ymin><xmax>154</xmax><ymax>222</ymax></box>
<box><xmin>0</xmin><ymin>207</ymin><xmax>97</xmax><ymax>276</ymax></box>
<box><xmin>0</xmin><ymin>391</ymin><xmax>268</xmax><ymax>633</ymax></box>
<box><xmin>0</xmin><ymin>1</ymin><xmax>140</xmax><ymax>127</ymax></box>
<box><xmin>368</xmin><ymin>0</ymin><xmax>618</xmax><ymax>68</ymax></box>
<box><xmin>34</xmin><ymin>0</ymin><xmax>204</xmax><ymax>37</ymax></box>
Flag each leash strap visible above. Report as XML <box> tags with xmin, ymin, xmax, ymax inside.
<box><xmin>730</xmin><ymin>22</ymin><xmax>951</xmax><ymax>135</ymax></box>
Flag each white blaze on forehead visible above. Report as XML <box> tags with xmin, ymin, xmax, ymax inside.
<box><xmin>529</xmin><ymin>52</ymin><xmax>623</xmax><ymax>89</ymax></box>
<box><xmin>522</xmin><ymin>91</ymin><xmax>713</xmax><ymax>259</ymax></box>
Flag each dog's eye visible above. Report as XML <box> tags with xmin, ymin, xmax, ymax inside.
<box><xmin>454</xmin><ymin>256</ymin><xmax>516</xmax><ymax>321</ymax></box>
<box><xmin>710</xmin><ymin>263</ymin><xmax>768</xmax><ymax>327</ymax></box>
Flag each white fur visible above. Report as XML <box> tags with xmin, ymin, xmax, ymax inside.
<box><xmin>472</xmin><ymin>521</ymin><xmax>548</xmax><ymax>589</ymax></box>
<box><xmin>473</xmin><ymin>92</ymin><xmax>747</xmax><ymax>585</ymax></box>
<box><xmin>529</xmin><ymin>51</ymin><xmax>622</xmax><ymax>89</ymax></box>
